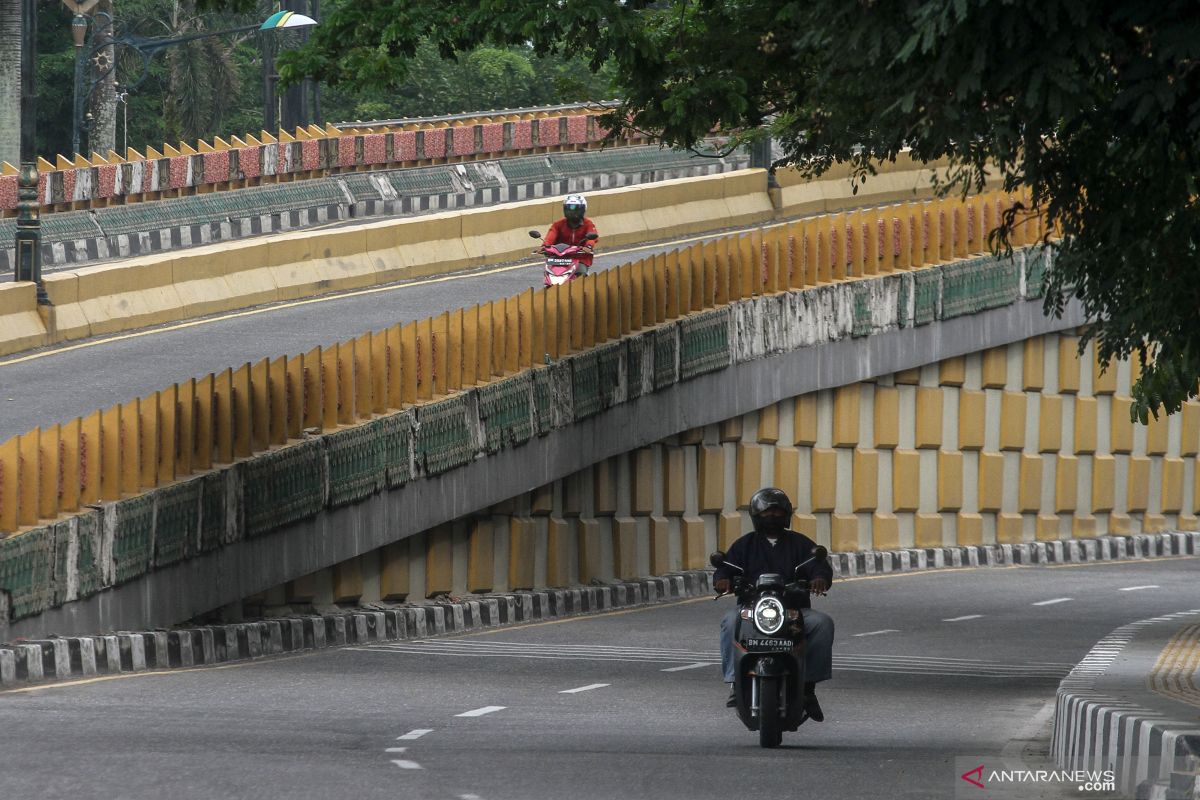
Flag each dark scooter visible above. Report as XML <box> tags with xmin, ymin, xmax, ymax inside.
<box><xmin>710</xmin><ymin>545</ymin><xmax>829</xmax><ymax>748</ymax></box>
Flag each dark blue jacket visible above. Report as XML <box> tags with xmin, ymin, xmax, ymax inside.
<box><xmin>714</xmin><ymin>530</ymin><xmax>834</xmax><ymax>608</ymax></box>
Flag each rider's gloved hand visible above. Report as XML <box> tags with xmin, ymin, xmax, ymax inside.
<box><xmin>715</xmin><ymin>578</ymin><xmax>731</xmax><ymax>594</ymax></box>
<box><xmin>809</xmin><ymin>578</ymin><xmax>829</xmax><ymax>596</ymax></box>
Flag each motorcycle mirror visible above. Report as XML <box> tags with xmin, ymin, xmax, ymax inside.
<box><xmin>528</xmin><ymin>230</ymin><xmax>542</xmax><ymax>239</ymax></box>
<box><xmin>585</xmin><ymin>232</ymin><xmax>599</xmax><ymax>240</ymax></box>
<box><xmin>813</xmin><ymin>545</ymin><xmax>829</xmax><ymax>561</ymax></box>
<box><xmin>709</xmin><ymin>550</ymin><xmax>727</xmax><ymax>569</ymax></box>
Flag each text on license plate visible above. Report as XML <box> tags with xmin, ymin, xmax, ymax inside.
<box><xmin>744</xmin><ymin>638</ymin><xmax>792</xmax><ymax>651</ymax></box>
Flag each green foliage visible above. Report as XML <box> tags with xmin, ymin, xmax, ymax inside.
<box><xmin>238</xmin><ymin>0</ymin><xmax>1200</xmax><ymax>420</ymax></box>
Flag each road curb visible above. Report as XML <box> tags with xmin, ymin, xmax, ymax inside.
<box><xmin>1</xmin><ymin>530</ymin><xmax>1196</xmax><ymax>691</ymax></box>
<box><xmin>1052</xmin><ymin>609</ymin><xmax>1200</xmax><ymax>800</ymax></box>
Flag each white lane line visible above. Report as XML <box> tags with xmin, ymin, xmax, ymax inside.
<box><xmin>396</xmin><ymin>729</ymin><xmax>433</xmax><ymax>740</ymax></box>
<box><xmin>460</xmin><ymin>795</ymin><xmax>484</xmax><ymax>800</ymax></box>
<box><xmin>853</xmin><ymin>629</ymin><xmax>900</xmax><ymax>637</ymax></box>
<box><xmin>391</xmin><ymin>760</ymin><xmax>423</xmax><ymax>770</ymax></box>
<box><xmin>456</xmin><ymin>706</ymin><xmax>506</xmax><ymax>717</ymax></box>
<box><xmin>1119</xmin><ymin>585</ymin><xmax>1160</xmax><ymax>591</ymax></box>
<box><xmin>1032</xmin><ymin>598</ymin><xmax>1073</xmax><ymax>606</ymax></box>
<box><xmin>559</xmin><ymin>683</ymin><xmax>610</xmax><ymax>694</ymax></box>
<box><xmin>943</xmin><ymin>614</ymin><xmax>983</xmax><ymax>622</ymax></box>
<box><xmin>661</xmin><ymin>662</ymin><xmax>712</xmax><ymax>672</ymax></box>
<box><xmin>385</xmin><ymin>747</ymin><xmax>408</xmax><ymax>753</ymax></box>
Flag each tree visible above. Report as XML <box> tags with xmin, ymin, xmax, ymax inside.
<box><xmin>0</xmin><ymin>0</ymin><xmax>20</xmax><ymax>166</ymax></box>
<box><xmin>209</xmin><ymin>0</ymin><xmax>1200</xmax><ymax>421</ymax></box>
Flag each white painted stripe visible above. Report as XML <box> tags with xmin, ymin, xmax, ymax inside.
<box><xmin>943</xmin><ymin>614</ymin><xmax>983</xmax><ymax>622</ymax></box>
<box><xmin>853</xmin><ymin>629</ymin><xmax>900</xmax><ymax>637</ymax></box>
<box><xmin>1032</xmin><ymin>598</ymin><xmax>1073</xmax><ymax>606</ymax></box>
<box><xmin>559</xmin><ymin>683</ymin><xmax>610</xmax><ymax>694</ymax></box>
<box><xmin>396</xmin><ymin>729</ymin><xmax>433</xmax><ymax>740</ymax></box>
<box><xmin>1118</xmin><ymin>585</ymin><xmax>1159</xmax><ymax>591</ymax></box>
<box><xmin>385</xmin><ymin>747</ymin><xmax>408</xmax><ymax>753</ymax></box>
<box><xmin>456</xmin><ymin>706</ymin><xmax>506</xmax><ymax>718</ymax></box>
<box><xmin>661</xmin><ymin>662</ymin><xmax>713</xmax><ymax>672</ymax></box>
<box><xmin>391</xmin><ymin>760</ymin><xmax>423</xmax><ymax>770</ymax></box>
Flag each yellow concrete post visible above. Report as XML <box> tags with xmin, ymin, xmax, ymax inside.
<box><xmin>921</xmin><ymin>201</ymin><xmax>939</xmax><ymax>264</ymax></box>
<box><xmin>490</xmin><ymin>299</ymin><xmax>506</xmax><ymax>378</ymax></box>
<box><xmin>553</xmin><ymin>284</ymin><xmax>570</xmax><ymax>357</ymax></box>
<box><xmin>766</xmin><ymin>239</ymin><xmax>782</xmax><ymax>292</ymax></box>
<box><xmin>798</xmin><ymin>219</ymin><xmax>816</xmax><ymax>284</ymax></box>
<box><xmin>541</xmin><ymin>291</ymin><xmax>559</xmax><ymax>361</ymax></box>
<box><xmin>504</xmin><ymin>296</ymin><xmax>521</xmax><ymax>374</ymax></box>
<box><xmin>936</xmin><ymin>198</ymin><xmax>953</xmax><ymax>262</ymax></box>
<box><xmin>518</xmin><ymin>290</ymin><xmax>534</xmax><ymax>367</ymax></box>
<box><xmin>38</xmin><ymin>425</ymin><xmax>59</xmax><ymax>521</ymax></box>
<box><xmin>196</xmin><ymin>374</ymin><xmax>216</xmax><ymax>469</ymax></box>
<box><xmin>688</xmin><ymin>243</ymin><xmax>704</xmax><ymax>310</ymax></box>
<box><xmin>906</xmin><ymin>205</ymin><xmax>922</xmax><ymax>269</ymax></box>
<box><xmin>176</xmin><ymin>379</ymin><xmax>195</xmax><ymax>476</ymax></box>
<box><xmin>879</xmin><ymin>210</ymin><xmax>895</xmax><ymax>273</ymax></box>
<box><xmin>368</xmin><ymin>335</ymin><xmax>388</xmax><ymax>416</ymax></box>
<box><xmin>654</xmin><ymin>252</ymin><xmax>670</xmax><ymax>321</ymax></box>
<box><xmin>59</xmin><ymin>418</ymin><xmax>81</xmax><ymax>514</ymax></box>
<box><xmin>700</xmin><ymin>241</ymin><xmax>717</xmax><ymax>305</ymax></box>
<box><xmin>446</xmin><ymin>309</ymin><xmax>464</xmax><ymax>393</ymax></box>
<box><xmin>250</xmin><ymin>358</ymin><xmax>270</xmax><ymax>453</ymax></box>
<box><xmin>626</xmin><ymin>262</ymin><xmax>643</xmax><ymax>331</ymax></box>
<box><xmin>120</xmin><ymin>400</ymin><xmax>141</xmax><ymax>495</ymax></box>
<box><xmin>79</xmin><ymin>411</ymin><xmax>102</xmax><ymax>507</ymax></box>
<box><xmin>354</xmin><ymin>332</ymin><xmax>373</xmax><ymax>415</ymax></box>
<box><xmin>953</xmin><ymin>201</ymin><xmax>968</xmax><ymax>259</ymax></box>
<box><xmin>268</xmin><ymin>357</ymin><xmax>288</xmax><ymax>444</ymax></box>
<box><xmin>338</xmin><ymin>340</ymin><xmax>358</xmax><ymax>424</ymax></box>
<box><xmin>569</xmin><ymin>279</ymin><xmax>585</xmax><ymax>352</ymax></box>
<box><xmin>425</xmin><ymin>525</ymin><xmax>454</xmax><ymax>596</ymax></box>
<box><xmin>461</xmin><ymin>308</ymin><xmax>479</xmax><ymax>386</ymax></box>
<box><xmin>319</xmin><ymin>347</ymin><xmax>339</xmax><ymax>431</ymax></box>
<box><xmin>230</xmin><ymin>364</ymin><xmax>252</xmax><ymax>458</ymax></box>
<box><xmin>848</xmin><ymin>210</ymin><xmax>865</xmax><ymax>277</ymax></box>
<box><xmin>665</xmin><ymin>249</ymin><xmax>681</xmax><ymax>319</ymax></box>
<box><xmin>529</xmin><ymin>290</ymin><xmax>546</xmax><ymax>368</ymax></box>
<box><xmin>474</xmin><ymin>306</ymin><xmax>492</xmax><ymax>381</ymax></box>
<box><xmin>828</xmin><ymin>214</ymin><xmax>847</xmax><ymax>281</ymax></box>
<box><xmin>733</xmin><ymin>235</ymin><xmax>753</xmax><ymax>296</ymax></box>
<box><xmin>0</xmin><ymin>438</ymin><xmax>17</xmax><ymax>532</ymax></box>
<box><xmin>592</xmin><ymin>273</ymin><xmax>608</xmax><ymax>345</ymax></box>
<box><xmin>582</xmin><ymin>279</ymin><xmax>598</xmax><ymax>350</ymax></box>
<box><xmin>157</xmin><ymin>385</ymin><xmax>177</xmax><ymax>485</ymax></box>
<box><xmin>382</xmin><ymin>324</ymin><xmax>402</xmax><ymax>408</ymax></box>
<box><xmin>138</xmin><ymin>394</ymin><xmax>158</xmax><ymax>490</ymax></box>
<box><xmin>416</xmin><ymin>317</ymin><xmax>434</xmax><ymax>399</ymax></box>
<box><xmin>281</xmin><ymin>357</ymin><xmax>301</xmax><ymax>441</ymax></box>
<box><xmin>709</xmin><ymin>240</ymin><xmax>728</xmax><ymax>303</ymax></box>
<box><xmin>607</xmin><ymin>267</ymin><xmax>623</xmax><ymax>338</ymax></box>
<box><xmin>16</xmin><ymin>431</ymin><xmax>39</xmax><ymax>527</ymax></box>
<box><xmin>300</xmin><ymin>349</ymin><xmax>322</xmax><ymax>432</ymax></box>
<box><xmin>864</xmin><ymin>209</ymin><xmax>881</xmax><ymax>275</ymax></box>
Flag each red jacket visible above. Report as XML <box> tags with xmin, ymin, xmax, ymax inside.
<box><xmin>544</xmin><ymin>217</ymin><xmax>598</xmax><ymax>265</ymax></box>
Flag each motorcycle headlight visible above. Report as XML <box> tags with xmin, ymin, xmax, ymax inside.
<box><xmin>753</xmin><ymin>596</ymin><xmax>785</xmax><ymax>635</ymax></box>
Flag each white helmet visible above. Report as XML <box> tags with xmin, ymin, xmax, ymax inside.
<box><xmin>563</xmin><ymin>194</ymin><xmax>587</xmax><ymax>225</ymax></box>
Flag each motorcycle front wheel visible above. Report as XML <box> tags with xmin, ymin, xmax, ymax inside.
<box><xmin>757</xmin><ymin>676</ymin><xmax>783</xmax><ymax>748</ymax></box>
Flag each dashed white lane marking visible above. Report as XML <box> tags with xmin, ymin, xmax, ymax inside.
<box><xmin>396</xmin><ymin>729</ymin><xmax>433</xmax><ymax>740</ymax></box>
<box><xmin>1119</xmin><ymin>585</ymin><xmax>1160</xmax><ymax>591</ymax></box>
<box><xmin>391</xmin><ymin>760</ymin><xmax>423</xmax><ymax>770</ymax></box>
<box><xmin>385</xmin><ymin>747</ymin><xmax>408</xmax><ymax>753</ymax></box>
<box><xmin>661</xmin><ymin>662</ymin><xmax>712</xmax><ymax>672</ymax></box>
<box><xmin>456</xmin><ymin>706</ymin><xmax>506</xmax><ymax>717</ymax></box>
<box><xmin>1032</xmin><ymin>598</ymin><xmax>1073</xmax><ymax>606</ymax></box>
<box><xmin>559</xmin><ymin>683</ymin><xmax>610</xmax><ymax>694</ymax></box>
<box><xmin>460</xmin><ymin>795</ymin><xmax>484</xmax><ymax>800</ymax></box>
<box><xmin>943</xmin><ymin>614</ymin><xmax>984</xmax><ymax>622</ymax></box>
<box><xmin>853</xmin><ymin>629</ymin><xmax>900</xmax><ymax>637</ymax></box>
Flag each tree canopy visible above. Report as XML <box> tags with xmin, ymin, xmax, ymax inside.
<box><xmin>209</xmin><ymin>0</ymin><xmax>1200</xmax><ymax>420</ymax></box>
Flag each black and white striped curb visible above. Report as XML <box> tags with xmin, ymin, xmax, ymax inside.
<box><xmin>0</xmin><ymin>571</ymin><xmax>713</xmax><ymax>689</ymax></box>
<box><xmin>1052</xmin><ymin>609</ymin><xmax>1200</xmax><ymax>800</ymax></box>
<box><xmin>1</xmin><ymin>530</ymin><xmax>1195</xmax><ymax>691</ymax></box>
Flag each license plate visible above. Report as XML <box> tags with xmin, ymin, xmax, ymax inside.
<box><xmin>744</xmin><ymin>638</ymin><xmax>792</xmax><ymax>652</ymax></box>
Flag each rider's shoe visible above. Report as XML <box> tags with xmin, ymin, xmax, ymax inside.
<box><xmin>802</xmin><ymin>692</ymin><xmax>825</xmax><ymax>722</ymax></box>
<box><xmin>726</xmin><ymin>685</ymin><xmax>737</xmax><ymax>708</ymax></box>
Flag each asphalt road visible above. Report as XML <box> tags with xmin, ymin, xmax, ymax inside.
<box><xmin>2</xmin><ymin>558</ymin><xmax>1196</xmax><ymax>800</ymax></box>
<box><xmin>0</xmin><ymin>234</ymin><xmax>719</xmax><ymax>442</ymax></box>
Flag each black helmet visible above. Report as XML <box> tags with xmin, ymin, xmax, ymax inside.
<box><xmin>749</xmin><ymin>487</ymin><xmax>792</xmax><ymax>536</ymax></box>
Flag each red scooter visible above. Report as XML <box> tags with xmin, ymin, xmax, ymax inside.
<box><xmin>529</xmin><ymin>230</ymin><xmax>598</xmax><ymax>287</ymax></box>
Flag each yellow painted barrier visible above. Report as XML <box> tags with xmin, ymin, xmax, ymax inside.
<box><xmin>0</xmin><ymin>283</ymin><xmax>48</xmax><ymax>353</ymax></box>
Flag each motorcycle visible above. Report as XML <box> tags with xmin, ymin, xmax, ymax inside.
<box><xmin>710</xmin><ymin>545</ymin><xmax>829</xmax><ymax>748</ymax></box>
<box><xmin>528</xmin><ymin>229</ymin><xmax>598</xmax><ymax>286</ymax></box>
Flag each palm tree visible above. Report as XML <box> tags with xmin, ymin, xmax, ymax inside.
<box><xmin>0</xmin><ymin>0</ymin><xmax>21</xmax><ymax>166</ymax></box>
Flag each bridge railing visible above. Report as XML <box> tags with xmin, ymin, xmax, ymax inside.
<box><xmin>0</xmin><ymin>103</ymin><xmax>635</xmax><ymax>215</ymax></box>
<box><xmin>0</xmin><ymin>188</ymin><xmax>1038</xmax><ymax>537</ymax></box>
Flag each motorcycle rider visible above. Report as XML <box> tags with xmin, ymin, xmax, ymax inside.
<box><xmin>542</xmin><ymin>194</ymin><xmax>598</xmax><ymax>275</ymax></box>
<box><xmin>714</xmin><ymin>487</ymin><xmax>835</xmax><ymax>719</ymax></box>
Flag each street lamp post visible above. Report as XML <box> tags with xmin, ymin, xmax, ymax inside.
<box><xmin>16</xmin><ymin>0</ymin><xmax>47</xmax><ymax>300</ymax></box>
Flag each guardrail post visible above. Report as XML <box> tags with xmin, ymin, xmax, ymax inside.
<box><xmin>383</xmin><ymin>324</ymin><xmax>404</xmax><ymax>405</ymax></box>
<box><xmin>490</xmin><ymin>299</ymin><xmax>505</xmax><ymax>378</ymax></box>
<box><xmin>416</xmin><ymin>318</ymin><xmax>434</xmax><ymax>400</ymax></box>
<box><xmin>569</xmin><ymin>279</ymin><xmax>585</xmax><ymax>352</ymax></box>
<box><xmin>504</xmin><ymin>296</ymin><xmax>521</xmax><ymax>374</ymax></box>
<box><xmin>138</xmin><ymin>395</ymin><xmax>158</xmax><ymax>490</ymax></box>
<box><xmin>606</xmin><ymin>268</ymin><xmax>621</xmax><ymax>338</ymax></box>
<box><xmin>353</xmin><ymin>333</ymin><xmax>373</xmax><ymax>416</ymax></box>
<box><xmin>517</xmin><ymin>291</ymin><xmax>533</xmax><ymax>368</ymax></box>
<box><xmin>195</xmin><ymin>374</ymin><xmax>215</xmax><ymax>469</ymax></box>
<box><xmin>60</xmin><ymin>418</ymin><xmax>81</xmax><ymax>514</ymax></box>
<box><xmin>653</xmin><ymin>253</ymin><xmax>669</xmax><ymax>321</ymax></box>
<box><xmin>269</xmin><ymin>357</ymin><xmax>288</xmax><ymax>444</ymax></box>
<box><xmin>177</xmin><ymin>379</ymin><xmax>196</xmax><ymax>474</ymax></box>
<box><xmin>250</xmin><ymin>359</ymin><xmax>270</xmax><ymax>453</ymax></box>
<box><xmin>16</xmin><ymin>431</ymin><xmax>38</xmax><ymax>528</ymax></box>
<box><xmin>0</xmin><ymin>437</ymin><xmax>17</xmax><ymax>533</ymax></box>
<box><xmin>298</xmin><ymin>350</ymin><xmax>320</xmax><ymax>432</ymax></box>
<box><xmin>38</xmin><ymin>424</ymin><xmax>59</xmax><ymax>521</ymax></box>
<box><xmin>446</xmin><ymin>310</ymin><xmax>464</xmax><ymax>393</ymax></box>
<box><xmin>337</xmin><ymin>340</ymin><xmax>357</xmax><ymax>424</ymax></box>
<box><xmin>318</xmin><ymin>347</ymin><xmax>339</xmax><ymax>431</ymax></box>
<box><xmin>231</xmin><ymin>364</ymin><xmax>252</xmax><ymax>458</ymax></box>
<box><xmin>157</xmin><ymin>386</ymin><xmax>177</xmax><ymax>484</ymax></box>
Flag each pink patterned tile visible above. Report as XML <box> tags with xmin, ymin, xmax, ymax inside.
<box><xmin>338</xmin><ymin>135</ymin><xmax>358</xmax><ymax>167</ymax></box>
<box><xmin>0</xmin><ymin>175</ymin><xmax>16</xmax><ymax>210</ymax></box>
<box><xmin>168</xmin><ymin>155</ymin><xmax>189</xmax><ymax>189</ymax></box>
<box><xmin>566</xmin><ymin>114</ymin><xmax>588</xmax><ymax>144</ymax></box>
<box><xmin>363</xmin><ymin>133</ymin><xmax>386</xmax><ymax>164</ymax></box>
<box><xmin>142</xmin><ymin>161</ymin><xmax>156</xmax><ymax>193</ymax></box>
<box><xmin>96</xmin><ymin>164</ymin><xmax>117</xmax><ymax>198</ymax></box>
<box><xmin>423</xmin><ymin>128</ymin><xmax>446</xmax><ymax>159</ymax></box>
<box><xmin>451</xmin><ymin>125</ymin><xmax>477</xmax><ymax>156</ymax></box>
<box><xmin>394</xmin><ymin>131</ymin><xmax>417</xmax><ymax>161</ymax></box>
<box><xmin>301</xmin><ymin>140</ymin><xmax>320</xmax><ymax>170</ymax></box>
<box><xmin>481</xmin><ymin>123</ymin><xmax>504</xmax><ymax>153</ymax></box>
<box><xmin>203</xmin><ymin>150</ymin><xmax>230</xmax><ymax>184</ymax></box>
<box><xmin>537</xmin><ymin>117</ymin><xmax>562</xmax><ymax>146</ymax></box>
<box><xmin>512</xmin><ymin>121</ymin><xmax>533</xmax><ymax>149</ymax></box>
<box><xmin>62</xmin><ymin>170</ymin><xmax>77</xmax><ymax>202</ymax></box>
<box><xmin>239</xmin><ymin>147</ymin><xmax>261</xmax><ymax>178</ymax></box>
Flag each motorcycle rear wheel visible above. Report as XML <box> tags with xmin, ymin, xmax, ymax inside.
<box><xmin>758</xmin><ymin>676</ymin><xmax>783</xmax><ymax>748</ymax></box>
